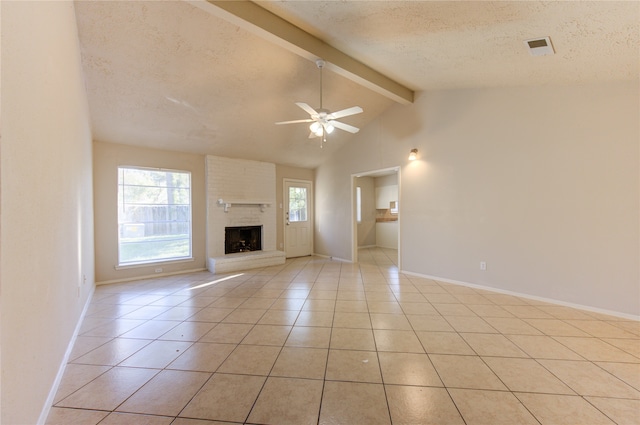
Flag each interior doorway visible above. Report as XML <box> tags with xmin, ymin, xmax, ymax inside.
<box><xmin>351</xmin><ymin>167</ymin><xmax>400</xmax><ymax>268</ymax></box>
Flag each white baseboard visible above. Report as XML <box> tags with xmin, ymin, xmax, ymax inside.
<box><xmin>400</xmin><ymin>270</ymin><xmax>640</xmax><ymax>321</ymax></box>
<box><xmin>38</xmin><ymin>284</ymin><xmax>95</xmax><ymax>425</ymax></box>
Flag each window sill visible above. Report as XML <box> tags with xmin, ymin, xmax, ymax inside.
<box><xmin>115</xmin><ymin>257</ymin><xmax>194</xmax><ymax>270</ymax></box>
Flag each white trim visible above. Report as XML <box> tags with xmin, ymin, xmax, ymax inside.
<box><xmin>401</xmin><ymin>269</ymin><xmax>640</xmax><ymax>321</ymax></box>
<box><xmin>351</xmin><ymin>166</ymin><xmax>401</xmax><ymax>266</ymax></box>
<box><xmin>115</xmin><ymin>257</ymin><xmax>195</xmax><ymax>270</ymax></box>
<box><xmin>97</xmin><ymin>267</ymin><xmax>207</xmax><ymax>285</ymax></box>
<box><xmin>37</xmin><ymin>284</ymin><xmax>95</xmax><ymax>425</ymax></box>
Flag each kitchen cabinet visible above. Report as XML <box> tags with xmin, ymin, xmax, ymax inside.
<box><xmin>376</xmin><ymin>221</ymin><xmax>398</xmax><ymax>249</ymax></box>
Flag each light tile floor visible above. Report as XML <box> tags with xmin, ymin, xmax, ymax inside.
<box><xmin>47</xmin><ymin>248</ymin><xmax>640</xmax><ymax>424</ymax></box>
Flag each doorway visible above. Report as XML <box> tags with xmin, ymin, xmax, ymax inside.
<box><xmin>284</xmin><ymin>179</ymin><xmax>313</xmax><ymax>258</ymax></box>
<box><xmin>352</xmin><ymin>167</ymin><xmax>400</xmax><ymax>267</ymax></box>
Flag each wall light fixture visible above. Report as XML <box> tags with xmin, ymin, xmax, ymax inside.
<box><xmin>408</xmin><ymin>149</ymin><xmax>418</xmax><ymax>161</ymax></box>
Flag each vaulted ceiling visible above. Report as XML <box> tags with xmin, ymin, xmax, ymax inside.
<box><xmin>75</xmin><ymin>1</ymin><xmax>638</xmax><ymax>168</ymax></box>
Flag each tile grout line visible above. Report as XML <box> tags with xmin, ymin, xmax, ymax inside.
<box><xmin>46</xmin><ymin>251</ymin><xmax>640</xmax><ymax>425</ymax></box>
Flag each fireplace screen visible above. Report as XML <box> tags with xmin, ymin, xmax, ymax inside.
<box><xmin>225</xmin><ymin>225</ymin><xmax>262</xmax><ymax>254</ymax></box>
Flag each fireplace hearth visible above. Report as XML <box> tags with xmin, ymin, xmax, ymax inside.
<box><xmin>225</xmin><ymin>225</ymin><xmax>262</xmax><ymax>254</ymax></box>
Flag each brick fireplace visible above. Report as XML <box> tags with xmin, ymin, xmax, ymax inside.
<box><xmin>206</xmin><ymin>155</ymin><xmax>285</xmax><ymax>273</ymax></box>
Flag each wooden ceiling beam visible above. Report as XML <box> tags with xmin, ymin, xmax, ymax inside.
<box><xmin>191</xmin><ymin>0</ymin><xmax>414</xmax><ymax>104</ymax></box>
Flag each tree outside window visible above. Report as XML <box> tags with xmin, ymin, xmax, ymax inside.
<box><xmin>289</xmin><ymin>187</ymin><xmax>308</xmax><ymax>222</ymax></box>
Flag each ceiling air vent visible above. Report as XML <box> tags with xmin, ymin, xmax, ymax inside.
<box><xmin>524</xmin><ymin>36</ymin><xmax>555</xmax><ymax>56</ymax></box>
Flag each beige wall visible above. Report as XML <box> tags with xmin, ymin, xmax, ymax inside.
<box><xmin>93</xmin><ymin>151</ymin><xmax>310</xmax><ymax>281</ymax></box>
<box><xmin>275</xmin><ymin>164</ymin><xmax>314</xmax><ymax>252</ymax></box>
<box><xmin>315</xmin><ymin>82</ymin><xmax>639</xmax><ymax>317</ymax></box>
<box><xmin>1</xmin><ymin>2</ymin><xmax>95</xmax><ymax>423</ymax></box>
<box><xmin>93</xmin><ymin>142</ymin><xmax>206</xmax><ymax>283</ymax></box>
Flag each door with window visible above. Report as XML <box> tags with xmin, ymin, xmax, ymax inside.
<box><xmin>284</xmin><ymin>179</ymin><xmax>313</xmax><ymax>258</ymax></box>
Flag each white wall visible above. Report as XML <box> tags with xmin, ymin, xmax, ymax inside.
<box><xmin>1</xmin><ymin>2</ymin><xmax>95</xmax><ymax>423</ymax></box>
<box><xmin>315</xmin><ymin>82</ymin><xmax>639</xmax><ymax>317</ymax></box>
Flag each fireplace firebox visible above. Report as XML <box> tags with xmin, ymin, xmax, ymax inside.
<box><xmin>225</xmin><ymin>225</ymin><xmax>262</xmax><ymax>254</ymax></box>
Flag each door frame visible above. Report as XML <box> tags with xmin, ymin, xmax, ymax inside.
<box><xmin>283</xmin><ymin>178</ymin><xmax>314</xmax><ymax>258</ymax></box>
<box><xmin>351</xmin><ymin>167</ymin><xmax>401</xmax><ymax>268</ymax></box>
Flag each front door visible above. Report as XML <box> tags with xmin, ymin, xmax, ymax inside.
<box><xmin>284</xmin><ymin>179</ymin><xmax>313</xmax><ymax>258</ymax></box>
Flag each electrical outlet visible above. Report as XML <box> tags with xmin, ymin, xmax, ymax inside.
<box><xmin>155</xmin><ymin>268</ymin><xmax>163</xmax><ymax>273</ymax></box>
<box><xmin>480</xmin><ymin>261</ymin><xmax>487</xmax><ymax>271</ymax></box>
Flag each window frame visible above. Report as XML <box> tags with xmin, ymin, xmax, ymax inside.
<box><xmin>356</xmin><ymin>186</ymin><xmax>362</xmax><ymax>223</ymax></box>
<box><xmin>117</xmin><ymin>166</ymin><xmax>193</xmax><ymax>267</ymax></box>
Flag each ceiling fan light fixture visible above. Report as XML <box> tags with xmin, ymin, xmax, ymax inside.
<box><xmin>275</xmin><ymin>59</ymin><xmax>362</xmax><ymax>142</ymax></box>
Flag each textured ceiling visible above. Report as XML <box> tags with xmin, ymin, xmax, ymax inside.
<box><xmin>74</xmin><ymin>1</ymin><xmax>639</xmax><ymax>168</ymax></box>
<box><xmin>261</xmin><ymin>1</ymin><xmax>639</xmax><ymax>90</ymax></box>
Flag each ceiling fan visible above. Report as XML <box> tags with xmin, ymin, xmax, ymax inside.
<box><xmin>276</xmin><ymin>59</ymin><xmax>363</xmax><ymax>145</ymax></box>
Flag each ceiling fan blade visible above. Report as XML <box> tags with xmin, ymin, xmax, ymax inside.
<box><xmin>329</xmin><ymin>106</ymin><xmax>363</xmax><ymax>119</ymax></box>
<box><xmin>296</xmin><ymin>102</ymin><xmax>319</xmax><ymax>116</ymax></box>
<box><xmin>275</xmin><ymin>119</ymin><xmax>314</xmax><ymax>125</ymax></box>
<box><xmin>331</xmin><ymin>120</ymin><xmax>360</xmax><ymax>134</ymax></box>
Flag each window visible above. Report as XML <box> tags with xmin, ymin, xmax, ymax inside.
<box><xmin>356</xmin><ymin>186</ymin><xmax>362</xmax><ymax>223</ymax></box>
<box><xmin>288</xmin><ymin>186</ymin><xmax>308</xmax><ymax>222</ymax></box>
<box><xmin>118</xmin><ymin>167</ymin><xmax>191</xmax><ymax>265</ymax></box>
<box><xmin>390</xmin><ymin>200</ymin><xmax>398</xmax><ymax>215</ymax></box>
